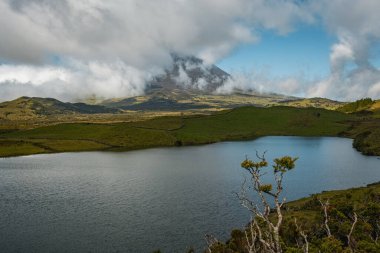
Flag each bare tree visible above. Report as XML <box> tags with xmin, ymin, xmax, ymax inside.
<box><xmin>244</xmin><ymin>218</ymin><xmax>259</xmax><ymax>253</ymax></box>
<box><xmin>319</xmin><ymin>198</ymin><xmax>360</xmax><ymax>252</ymax></box>
<box><xmin>205</xmin><ymin>234</ymin><xmax>219</xmax><ymax>253</ymax></box>
<box><xmin>294</xmin><ymin>218</ymin><xmax>309</xmax><ymax>253</ymax></box>
<box><xmin>347</xmin><ymin>212</ymin><xmax>358</xmax><ymax>252</ymax></box>
<box><xmin>318</xmin><ymin>199</ymin><xmax>332</xmax><ymax>238</ymax></box>
<box><xmin>236</xmin><ymin>152</ymin><xmax>298</xmax><ymax>253</ymax></box>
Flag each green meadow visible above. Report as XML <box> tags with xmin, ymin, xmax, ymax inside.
<box><xmin>0</xmin><ymin>106</ymin><xmax>353</xmax><ymax>157</ymax></box>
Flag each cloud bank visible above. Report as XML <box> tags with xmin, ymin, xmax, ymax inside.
<box><xmin>0</xmin><ymin>0</ymin><xmax>313</xmax><ymax>101</ymax></box>
<box><xmin>0</xmin><ymin>0</ymin><xmax>380</xmax><ymax>101</ymax></box>
<box><xmin>307</xmin><ymin>0</ymin><xmax>380</xmax><ymax>100</ymax></box>
<box><xmin>216</xmin><ymin>0</ymin><xmax>380</xmax><ymax>101</ymax></box>
<box><xmin>0</xmin><ymin>61</ymin><xmax>158</xmax><ymax>101</ymax></box>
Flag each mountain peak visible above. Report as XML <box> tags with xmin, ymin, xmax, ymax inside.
<box><xmin>146</xmin><ymin>54</ymin><xmax>230</xmax><ymax>96</ymax></box>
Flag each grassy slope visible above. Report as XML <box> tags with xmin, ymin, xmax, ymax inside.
<box><xmin>279</xmin><ymin>97</ymin><xmax>344</xmax><ymax>110</ymax></box>
<box><xmin>212</xmin><ymin>182</ymin><xmax>380</xmax><ymax>253</ymax></box>
<box><xmin>176</xmin><ymin>107</ymin><xmax>349</xmax><ymax>144</ymax></box>
<box><xmin>0</xmin><ymin>96</ymin><xmax>117</xmax><ymax>121</ymax></box>
<box><xmin>336</xmin><ymin>100</ymin><xmax>380</xmax><ymax>156</ymax></box>
<box><xmin>0</xmin><ymin>107</ymin><xmax>351</xmax><ymax>157</ymax></box>
<box><xmin>1</xmin><ymin>122</ymin><xmax>178</xmax><ymax>153</ymax></box>
<box><xmin>337</xmin><ymin>98</ymin><xmax>375</xmax><ymax>113</ymax></box>
<box><xmin>341</xmin><ymin>118</ymin><xmax>380</xmax><ymax>156</ymax></box>
<box><xmin>370</xmin><ymin>100</ymin><xmax>380</xmax><ymax>118</ymax></box>
<box><xmin>102</xmin><ymin>93</ymin><xmax>344</xmax><ymax>111</ymax></box>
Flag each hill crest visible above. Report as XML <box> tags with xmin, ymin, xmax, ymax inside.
<box><xmin>0</xmin><ymin>96</ymin><xmax>118</xmax><ymax>121</ymax></box>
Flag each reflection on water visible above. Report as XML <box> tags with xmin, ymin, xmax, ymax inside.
<box><xmin>0</xmin><ymin>137</ymin><xmax>379</xmax><ymax>252</ymax></box>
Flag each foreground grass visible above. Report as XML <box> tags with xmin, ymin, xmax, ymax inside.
<box><xmin>0</xmin><ymin>106</ymin><xmax>357</xmax><ymax>157</ymax></box>
<box><xmin>210</xmin><ymin>182</ymin><xmax>380</xmax><ymax>253</ymax></box>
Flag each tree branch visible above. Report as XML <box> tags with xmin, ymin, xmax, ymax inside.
<box><xmin>347</xmin><ymin>212</ymin><xmax>358</xmax><ymax>252</ymax></box>
<box><xmin>294</xmin><ymin>218</ymin><xmax>309</xmax><ymax>253</ymax></box>
<box><xmin>319</xmin><ymin>199</ymin><xmax>332</xmax><ymax>238</ymax></box>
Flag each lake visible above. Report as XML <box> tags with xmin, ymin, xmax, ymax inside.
<box><xmin>0</xmin><ymin>137</ymin><xmax>379</xmax><ymax>252</ymax></box>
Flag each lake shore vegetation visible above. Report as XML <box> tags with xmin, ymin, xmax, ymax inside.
<box><xmin>206</xmin><ymin>154</ymin><xmax>380</xmax><ymax>253</ymax></box>
<box><xmin>0</xmin><ymin>106</ymin><xmax>355</xmax><ymax>157</ymax></box>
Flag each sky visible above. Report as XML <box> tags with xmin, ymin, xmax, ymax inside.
<box><xmin>218</xmin><ymin>25</ymin><xmax>333</xmax><ymax>78</ymax></box>
<box><xmin>1</xmin><ymin>0</ymin><xmax>380</xmax><ymax>102</ymax></box>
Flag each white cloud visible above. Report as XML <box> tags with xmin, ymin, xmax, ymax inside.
<box><xmin>0</xmin><ymin>65</ymin><xmax>71</xmax><ymax>85</ymax></box>
<box><xmin>2</xmin><ymin>0</ymin><xmax>380</xmax><ymax>101</ymax></box>
<box><xmin>0</xmin><ymin>60</ymin><xmax>161</xmax><ymax>101</ymax></box>
<box><xmin>0</xmin><ymin>0</ymin><xmax>313</xmax><ymax>101</ymax></box>
<box><xmin>218</xmin><ymin>0</ymin><xmax>380</xmax><ymax>101</ymax></box>
<box><xmin>278</xmin><ymin>78</ymin><xmax>301</xmax><ymax>94</ymax></box>
<box><xmin>216</xmin><ymin>69</ymin><xmax>307</xmax><ymax>97</ymax></box>
<box><xmin>368</xmin><ymin>82</ymin><xmax>380</xmax><ymax>98</ymax></box>
<box><xmin>174</xmin><ymin>65</ymin><xmax>192</xmax><ymax>87</ymax></box>
<box><xmin>307</xmin><ymin>0</ymin><xmax>380</xmax><ymax>100</ymax></box>
<box><xmin>330</xmin><ymin>39</ymin><xmax>354</xmax><ymax>74</ymax></box>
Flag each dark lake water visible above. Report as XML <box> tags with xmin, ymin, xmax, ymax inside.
<box><xmin>0</xmin><ymin>137</ymin><xmax>379</xmax><ymax>253</ymax></box>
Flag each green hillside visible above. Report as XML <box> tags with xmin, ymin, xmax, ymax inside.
<box><xmin>279</xmin><ymin>97</ymin><xmax>344</xmax><ymax>110</ymax></box>
<box><xmin>0</xmin><ymin>96</ymin><xmax>118</xmax><ymax>121</ymax></box>
<box><xmin>101</xmin><ymin>93</ymin><xmax>344</xmax><ymax>111</ymax></box>
<box><xmin>337</xmin><ymin>98</ymin><xmax>375</xmax><ymax>114</ymax></box>
<box><xmin>176</xmin><ymin>106</ymin><xmax>350</xmax><ymax>144</ymax></box>
<box><xmin>0</xmin><ymin>106</ymin><xmax>351</xmax><ymax>157</ymax></box>
<box><xmin>335</xmin><ymin>99</ymin><xmax>380</xmax><ymax>155</ymax></box>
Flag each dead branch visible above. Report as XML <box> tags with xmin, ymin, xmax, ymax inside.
<box><xmin>205</xmin><ymin>234</ymin><xmax>219</xmax><ymax>253</ymax></box>
<box><xmin>294</xmin><ymin>218</ymin><xmax>309</xmax><ymax>253</ymax></box>
<box><xmin>347</xmin><ymin>212</ymin><xmax>358</xmax><ymax>252</ymax></box>
<box><xmin>318</xmin><ymin>199</ymin><xmax>332</xmax><ymax>238</ymax></box>
<box><xmin>245</xmin><ymin>218</ymin><xmax>258</xmax><ymax>253</ymax></box>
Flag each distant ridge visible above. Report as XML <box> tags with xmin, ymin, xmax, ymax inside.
<box><xmin>0</xmin><ymin>56</ymin><xmax>346</xmax><ymax>114</ymax></box>
<box><xmin>278</xmin><ymin>97</ymin><xmax>344</xmax><ymax>110</ymax></box>
<box><xmin>337</xmin><ymin>98</ymin><xmax>380</xmax><ymax>114</ymax></box>
<box><xmin>100</xmin><ymin>55</ymin><xmax>343</xmax><ymax>111</ymax></box>
<box><xmin>0</xmin><ymin>96</ymin><xmax>118</xmax><ymax>120</ymax></box>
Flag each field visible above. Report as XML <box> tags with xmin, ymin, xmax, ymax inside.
<box><xmin>176</xmin><ymin>106</ymin><xmax>349</xmax><ymax>144</ymax></box>
<box><xmin>0</xmin><ymin>106</ymin><xmax>352</xmax><ymax>157</ymax></box>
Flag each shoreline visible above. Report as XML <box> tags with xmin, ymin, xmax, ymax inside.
<box><xmin>0</xmin><ymin>135</ymin><xmax>375</xmax><ymax>159</ymax></box>
<box><xmin>1</xmin><ymin>106</ymin><xmax>378</xmax><ymax>158</ymax></box>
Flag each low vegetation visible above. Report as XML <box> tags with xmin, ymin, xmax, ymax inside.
<box><xmin>206</xmin><ymin>155</ymin><xmax>380</xmax><ymax>253</ymax></box>
<box><xmin>1</xmin><ymin>95</ymin><xmax>379</xmax><ymax>157</ymax></box>
<box><xmin>102</xmin><ymin>93</ymin><xmax>344</xmax><ymax>111</ymax></box>
<box><xmin>279</xmin><ymin>97</ymin><xmax>344</xmax><ymax>110</ymax></box>
<box><xmin>337</xmin><ymin>98</ymin><xmax>375</xmax><ymax>114</ymax></box>
<box><xmin>336</xmin><ymin>99</ymin><xmax>380</xmax><ymax>155</ymax></box>
<box><xmin>176</xmin><ymin>106</ymin><xmax>349</xmax><ymax>145</ymax></box>
<box><xmin>0</xmin><ymin>106</ymin><xmax>351</xmax><ymax>157</ymax></box>
<box><xmin>343</xmin><ymin>119</ymin><xmax>380</xmax><ymax>156</ymax></box>
<box><xmin>0</xmin><ymin>96</ymin><xmax>118</xmax><ymax>121</ymax></box>
<box><xmin>209</xmin><ymin>183</ymin><xmax>380</xmax><ymax>253</ymax></box>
